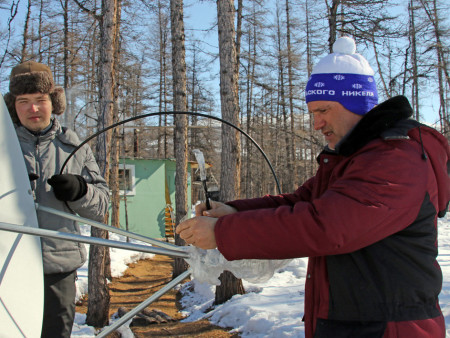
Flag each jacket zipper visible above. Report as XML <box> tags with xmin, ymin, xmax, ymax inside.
<box><xmin>34</xmin><ymin>137</ymin><xmax>41</xmax><ymax>193</ymax></box>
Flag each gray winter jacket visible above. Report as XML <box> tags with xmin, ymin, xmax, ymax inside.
<box><xmin>15</xmin><ymin>118</ymin><xmax>109</xmax><ymax>274</ymax></box>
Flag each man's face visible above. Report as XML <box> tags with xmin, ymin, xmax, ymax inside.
<box><xmin>15</xmin><ymin>93</ymin><xmax>53</xmax><ymax>132</ymax></box>
<box><xmin>308</xmin><ymin>101</ymin><xmax>362</xmax><ymax>150</ymax></box>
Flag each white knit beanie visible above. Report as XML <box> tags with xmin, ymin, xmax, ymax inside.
<box><xmin>305</xmin><ymin>36</ymin><xmax>378</xmax><ymax>115</ymax></box>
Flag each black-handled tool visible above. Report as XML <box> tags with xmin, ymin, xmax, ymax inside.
<box><xmin>193</xmin><ymin>149</ymin><xmax>211</xmax><ymax>210</ymax></box>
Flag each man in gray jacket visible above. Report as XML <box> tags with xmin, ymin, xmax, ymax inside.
<box><xmin>4</xmin><ymin>61</ymin><xmax>110</xmax><ymax>338</ymax></box>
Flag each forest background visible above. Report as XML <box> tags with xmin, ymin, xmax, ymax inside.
<box><xmin>1</xmin><ymin>0</ymin><xmax>450</xmax><ymax>330</ymax></box>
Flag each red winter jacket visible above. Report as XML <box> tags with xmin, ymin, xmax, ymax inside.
<box><xmin>215</xmin><ymin>96</ymin><xmax>450</xmax><ymax>337</ymax></box>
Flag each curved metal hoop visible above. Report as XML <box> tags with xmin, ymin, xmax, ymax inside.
<box><xmin>61</xmin><ymin>111</ymin><xmax>281</xmax><ymax>194</ymax></box>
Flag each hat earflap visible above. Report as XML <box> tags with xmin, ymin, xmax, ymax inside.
<box><xmin>50</xmin><ymin>87</ymin><xmax>66</xmax><ymax>115</ymax></box>
<box><xmin>4</xmin><ymin>92</ymin><xmax>20</xmax><ymax>124</ymax></box>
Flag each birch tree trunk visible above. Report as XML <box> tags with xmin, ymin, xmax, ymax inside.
<box><xmin>276</xmin><ymin>7</ymin><xmax>291</xmax><ymax>193</ymax></box>
<box><xmin>170</xmin><ymin>0</ymin><xmax>190</xmax><ymax>277</ymax></box>
<box><xmin>326</xmin><ymin>0</ymin><xmax>340</xmax><ymax>52</ymax></box>
<box><xmin>215</xmin><ymin>0</ymin><xmax>244</xmax><ymax>305</ymax></box>
<box><xmin>419</xmin><ymin>0</ymin><xmax>450</xmax><ymax>132</ymax></box>
<box><xmin>285</xmin><ymin>0</ymin><xmax>298</xmax><ymax>189</ymax></box>
<box><xmin>244</xmin><ymin>20</ymin><xmax>255</xmax><ymax>198</ymax></box>
<box><xmin>409</xmin><ymin>0</ymin><xmax>420</xmax><ymax>120</ymax></box>
<box><xmin>37</xmin><ymin>0</ymin><xmax>44</xmax><ymax>63</ymax></box>
<box><xmin>62</xmin><ymin>0</ymin><xmax>70</xmax><ymax>127</ymax></box>
<box><xmin>110</xmin><ymin>0</ymin><xmax>122</xmax><ymax>232</ymax></box>
<box><xmin>305</xmin><ymin>0</ymin><xmax>316</xmax><ymax>179</ymax></box>
<box><xmin>158</xmin><ymin>0</ymin><xmax>170</xmax><ymax>158</ymax></box>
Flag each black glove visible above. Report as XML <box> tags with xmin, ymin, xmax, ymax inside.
<box><xmin>28</xmin><ymin>173</ymin><xmax>39</xmax><ymax>182</ymax></box>
<box><xmin>48</xmin><ymin>174</ymin><xmax>88</xmax><ymax>201</ymax></box>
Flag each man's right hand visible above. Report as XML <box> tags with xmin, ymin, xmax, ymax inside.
<box><xmin>195</xmin><ymin>200</ymin><xmax>237</xmax><ymax>218</ymax></box>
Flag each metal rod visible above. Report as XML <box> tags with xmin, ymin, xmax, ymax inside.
<box><xmin>36</xmin><ymin>204</ymin><xmax>183</xmax><ymax>251</ymax></box>
<box><xmin>97</xmin><ymin>269</ymin><xmax>191</xmax><ymax>337</ymax></box>
<box><xmin>0</xmin><ymin>222</ymin><xmax>189</xmax><ymax>259</ymax></box>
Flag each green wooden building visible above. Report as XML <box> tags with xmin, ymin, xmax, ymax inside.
<box><xmin>110</xmin><ymin>158</ymin><xmax>192</xmax><ymax>239</ymax></box>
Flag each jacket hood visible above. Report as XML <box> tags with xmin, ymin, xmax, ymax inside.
<box><xmin>337</xmin><ymin>95</ymin><xmax>450</xmax><ymax>218</ymax></box>
<box><xmin>410</xmin><ymin>124</ymin><xmax>450</xmax><ymax>217</ymax></box>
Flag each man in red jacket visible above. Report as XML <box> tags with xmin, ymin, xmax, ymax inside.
<box><xmin>177</xmin><ymin>36</ymin><xmax>450</xmax><ymax>337</ymax></box>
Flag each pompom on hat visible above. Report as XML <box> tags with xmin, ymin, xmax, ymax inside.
<box><xmin>305</xmin><ymin>36</ymin><xmax>378</xmax><ymax>115</ymax></box>
<box><xmin>4</xmin><ymin>61</ymin><xmax>66</xmax><ymax>124</ymax></box>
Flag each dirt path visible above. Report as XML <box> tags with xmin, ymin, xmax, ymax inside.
<box><xmin>76</xmin><ymin>255</ymin><xmax>238</xmax><ymax>337</ymax></box>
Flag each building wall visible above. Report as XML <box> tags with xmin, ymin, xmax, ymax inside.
<box><xmin>110</xmin><ymin>159</ymin><xmax>191</xmax><ymax>239</ymax></box>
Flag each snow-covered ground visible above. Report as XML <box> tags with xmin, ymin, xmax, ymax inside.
<box><xmin>438</xmin><ymin>214</ymin><xmax>450</xmax><ymax>337</ymax></box>
<box><xmin>71</xmin><ymin>213</ymin><xmax>450</xmax><ymax>337</ymax></box>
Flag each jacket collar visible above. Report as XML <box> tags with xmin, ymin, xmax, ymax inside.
<box><xmin>335</xmin><ymin>95</ymin><xmax>414</xmax><ymax>156</ymax></box>
<box><xmin>16</xmin><ymin>118</ymin><xmax>80</xmax><ymax>147</ymax></box>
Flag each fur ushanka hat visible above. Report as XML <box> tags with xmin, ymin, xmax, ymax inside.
<box><xmin>4</xmin><ymin>61</ymin><xmax>66</xmax><ymax>124</ymax></box>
